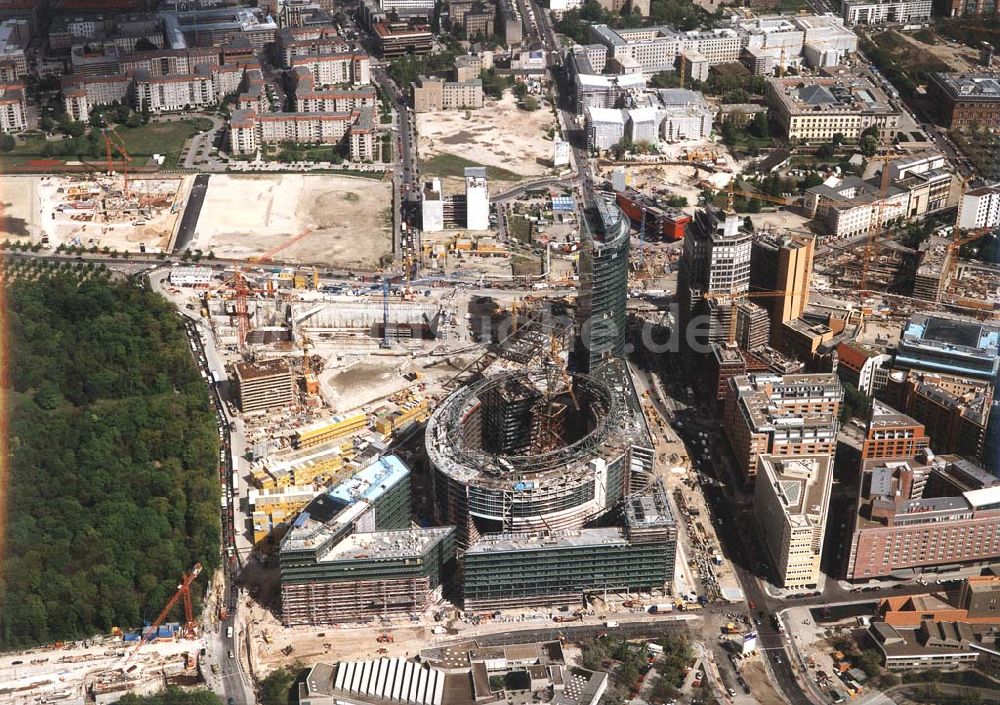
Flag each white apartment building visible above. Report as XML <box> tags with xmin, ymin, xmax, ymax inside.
<box><xmin>465</xmin><ymin>166</ymin><xmax>490</xmax><ymax>231</ymax></box>
<box><xmin>957</xmin><ymin>184</ymin><xmax>1000</xmax><ymax>230</ymax></box>
<box><xmin>0</xmin><ymin>83</ymin><xmax>26</xmax><ymax>132</ymax></box>
<box><xmin>754</xmin><ymin>455</ymin><xmax>832</xmax><ymax>590</ymax></box>
<box><xmin>804</xmin><ymin>175</ymin><xmax>911</xmax><ymax>239</ymax></box>
<box><xmin>61</xmin><ymin>74</ymin><xmax>131</xmax><ymax>122</ymax></box>
<box><xmin>289</xmin><ymin>53</ymin><xmax>371</xmax><ymax>87</ymax></box>
<box><xmin>228</xmin><ymin>108</ymin><xmax>375</xmax><ymax>162</ymax></box>
<box><xmin>586</xmin><ymin>106</ymin><xmax>626</xmax><ymax>150</ymax></box>
<box><xmin>842</xmin><ymin>0</ymin><xmax>932</xmax><ymax>26</ymax></box>
<box><xmin>421</xmin><ymin>178</ymin><xmax>445</xmax><ymax>233</ymax></box>
<box><xmin>133</xmin><ymin>68</ymin><xmax>217</xmax><ymax>112</ymax></box>
<box><xmin>276</xmin><ymin>27</ymin><xmax>349</xmax><ymax>68</ymax></box>
<box><xmin>767</xmin><ymin>76</ymin><xmax>900</xmax><ymax>141</ymax></box>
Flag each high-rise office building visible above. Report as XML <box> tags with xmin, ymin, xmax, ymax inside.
<box><xmin>678</xmin><ymin>207</ymin><xmax>752</xmax><ymax>351</ymax></box>
<box><xmin>862</xmin><ymin>400</ymin><xmax>931</xmax><ymax>461</ymax></box>
<box><xmin>574</xmin><ymin>197</ymin><xmax>630</xmax><ymax>373</ymax></box>
<box><xmin>754</xmin><ymin>454</ymin><xmax>833</xmax><ymax>589</ymax></box>
<box><xmin>462</xmin><ymin>480</ymin><xmax>676</xmax><ymax>609</ymax></box>
<box><xmin>465</xmin><ymin>166</ymin><xmax>489</xmax><ymax>230</ymax></box>
<box><xmin>723</xmin><ymin>373</ymin><xmax>843</xmax><ymax>481</ymax></box>
<box><xmin>235</xmin><ymin>359</ymin><xmax>295</xmax><ymax>413</ymax></box>
<box><xmin>736</xmin><ymin>300</ymin><xmax>771</xmax><ymax>351</ymax></box>
<box><xmin>750</xmin><ymin>232</ymin><xmax>814</xmax><ymax>344</ymax></box>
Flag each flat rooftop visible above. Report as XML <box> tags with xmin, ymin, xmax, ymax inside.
<box><xmin>323</xmin><ymin>527</ymin><xmax>453</xmax><ymax>562</ymax></box>
<box><xmin>235</xmin><ymin>358</ymin><xmax>291</xmax><ymax>380</ymax></box>
<box><xmin>464</xmin><ymin>527</ymin><xmax>628</xmax><ymax>554</ymax></box>
<box><xmin>769</xmin><ymin>75</ymin><xmax>895</xmax><ymax>116</ymax></box>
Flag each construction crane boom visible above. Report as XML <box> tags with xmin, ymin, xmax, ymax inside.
<box><xmin>119</xmin><ymin>563</ymin><xmax>202</xmax><ymax>670</ymax></box>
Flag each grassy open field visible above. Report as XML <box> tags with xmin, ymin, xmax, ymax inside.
<box><xmin>0</xmin><ymin>118</ymin><xmax>212</xmax><ymax>172</ymax></box>
<box><xmin>115</xmin><ymin>118</ymin><xmax>213</xmax><ymax>161</ymax></box>
<box><xmin>871</xmin><ymin>32</ymin><xmax>952</xmax><ymax>74</ymax></box>
<box><xmin>421</xmin><ymin>153</ymin><xmax>523</xmax><ymax>182</ymax></box>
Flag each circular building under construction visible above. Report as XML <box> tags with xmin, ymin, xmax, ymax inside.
<box><xmin>426</xmin><ymin>364</ymin><xmax>652</xmax><ymax>546</ymax></box>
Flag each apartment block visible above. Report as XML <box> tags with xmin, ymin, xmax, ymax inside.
<box><xmin>861</xmin><ymin>400</ymin><xmax>931</xmax><ymax>461</ymax></box>
<box><xmin>723</xmin><ymin>373</ymin><xmax>842</xmax><ymax>481</ymax></box>
<box><xmin>292</xmin><ymin>67</ymin><xmax>376</xmax><ymax>112</ymax></box>
<box><xmin>133</xmin><ymin>66</ymin><xmax>218</xmax><ymax>112</ymax></box>
<box><xmin>755</xmin><ymin>454</ymin><xmax>833</xmax><ymax>589</ymax></box>
<box><xmin>450</xmin><ymin>0</ymin><xmax>496</xmax><ymax>38</ymax></box>
<box><xmin>411</xmin><ymin>75</ymin><xmax>484</xmax><ymax>111</ymax></box>
<box><xmin>842</xmin><ymin>0</ymin><xmax>932</xmax><ymax>26</ymax></box>
<box><xmin>228</xmin><ymin>106</ymin><xmax>375</xmax><ymax>161</ymax></box>
<box><xmin>882</xmin><ymin>370</ymin><xmax>993</xmax><ymax>463</ymax></box>
<box><xmin>766</xmin><ymin>75</ymin><xmax>900</xmax><ymax>142</ymax></box>
<box><xmin>927</xmin><ymin>73</ymin><xmax>1000</xmax><ymax>130</ymax></box>
<box><xmin>276</xmin><ymin>26</ymin><xmax>349</xmax><ymax>67</ymax></box>
<box><xmin>61</xmin><ymin>74</ymin><xmax>131</xmax><ymax>122</ymax></box>
<box><xmin>289</xmin><ymin>51</ymin><xmax>370</xmax><ymax>86</ymax></box>
<box><xmin>957</xmin><ymin>183</ymin><xmax>1000</xmax><ymax>230</ymax></box>
<box><xmin>846</xmin><ymin>453</ymin><xmax>1000</xmax><ymax>580</ymax></box>
<box><xmin>235</xmin><ymin>359</ymin><xmax>295</xmax><ymax>413</ymax></box>
<box><xmin>0</xmin><ymin>81</ymin><xmax>25</xmax><ymax>132</ymax></box>
<box><xmin>0</xmin><ymin>19</ymin><xmax>27</xmax><ymax>81</ymax></box>
<box><xmin>837</xmin><ymin>340</ymin><xmax>891</xmax><ymax>396</ymax></box>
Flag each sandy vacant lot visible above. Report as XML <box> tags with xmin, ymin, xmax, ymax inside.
<box><xmin>417</xmin><ymin>91</ymin><xmax>558</xmax><ymax>179</ymax></box>
<box><xmin>0</xmin><ymin>176</ymin><xmax>40</xmax><ymax>242</ymax></box>
<box><xmin>192</xmin><ymin>174</ymin><xmax>392</xmax><ymax>267</ymax></box>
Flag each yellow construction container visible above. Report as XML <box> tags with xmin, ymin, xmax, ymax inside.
<box><xmin>374</xmin><ymin>398</ymin><xmax>429</xmax><ymax>435</ymax></box>
<box><xmin>292</xmin><ymin>412</ymin><xmax>368</xmax><ymax>449</ymax></box>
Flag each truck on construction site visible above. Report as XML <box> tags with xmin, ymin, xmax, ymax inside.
<box><xmin>376</xmin><ymin>634</ymin><xmax>394</xmax><ymax>643</ymax></box>
<box><xmin>553</xmin><ymin>614</ymin><xmax>582</xmax><ymax>623</ymax></box>
<box><xmin>648</xmin><ymin>603</ymin><xmax>673</xmax><ymax>614</ymax></box>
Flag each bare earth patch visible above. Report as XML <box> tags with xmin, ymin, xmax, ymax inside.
<box><xmin>191</xmin><ymin>174</ymin><xmax>392</xmax><ymax>267</ymax></box>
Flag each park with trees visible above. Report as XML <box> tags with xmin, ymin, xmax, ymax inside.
<box><xmin>0</xmin><ymin>276</ymin><xmax>220</xmax><ymax>648</ymax></box>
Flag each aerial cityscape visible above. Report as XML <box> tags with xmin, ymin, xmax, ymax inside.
<box><xmin>0</xmin><ymin>0</ymin><xmax>997</xmax><ymax>704</ymax></box>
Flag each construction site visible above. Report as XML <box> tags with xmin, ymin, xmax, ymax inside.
<box><xmin>0</xmin><ymin>174</ymin><xmax>190</xmax><ymax>252</ymax></box>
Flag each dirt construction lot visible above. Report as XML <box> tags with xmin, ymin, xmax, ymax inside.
<box><xmin>0</xmin><ymin>176</ymin><xmax>41</xmax><ymax>242</ymax></box>
<box><xmin>416</xmin><ymin>91</ymin><xmax>558</xmax><ymax>180</ymax></box>
<box><xmin>191</xmin><ymin>174</ymin><xmax>392</xmax><ymax>267</ymax></box>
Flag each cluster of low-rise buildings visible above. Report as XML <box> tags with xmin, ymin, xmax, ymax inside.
<box><xmin>586</xmin><ymin>88</ymin><xmax>713</xmax><ymax>150</ymax></box>
<box><xmin>803</xmin><ymin>153</ymin><xmax>955</xmax><ymax>239</ymax></box>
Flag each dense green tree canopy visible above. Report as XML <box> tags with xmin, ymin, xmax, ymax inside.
<box><xmin>0</xmin><ymin>277</ymin><xmax>220</xmax><ymax>648</ymax></box>
<box><xmin>115</xmin><ymin>687</ymin><xmax>222</xmax><ymax>705</ymax></box>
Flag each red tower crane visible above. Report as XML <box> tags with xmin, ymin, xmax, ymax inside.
<box><xmin>211</xmin><ymin>228</ymin><xmax>315</xmax><ymax>349</ymax></box>
<box><xmin>103</xmin><ymin>128</ymin><xmax>131</xmax><ymax>198</ymax></box>
<box><xmin>119</xmin><ymin>563</ymin><xmax>203</xmax><ymax>670</ymax></box>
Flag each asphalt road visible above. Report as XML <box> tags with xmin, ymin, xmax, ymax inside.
<box><xmin>182</xmin><ymin>316</ymin><xmax>250</xmax><ymax>705</ymax></box>
<box><xmin>173</xmin><ymin>173</ymin><xmax>210</xmax><ymax>253</ymax></box>
<box><xmin>465</xmin><ymin>620</ymin><xmax>688</xmax><ymax>648</ymax></box>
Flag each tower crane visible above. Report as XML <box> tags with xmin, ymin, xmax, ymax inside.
<box><xmin>207</xmin><ymin>228</ymin><xmax>314</xmax><ymax>349</ymax></box>
<box><xmin>104</xmin><ymin>128</ymin><xmax>131</xmax><ymax>198</ymax></box>
<box><xmin>118</xmin><ymin>563</ymin><xmax>202</xmax><ymax>672</ymax></box>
